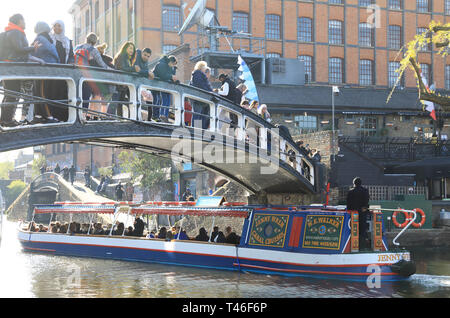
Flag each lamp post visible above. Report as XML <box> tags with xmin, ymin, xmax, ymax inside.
<box><xmin>331</xmin><ymin>86</ymin><xmax>340</xmax><ymax>162</ymax></box>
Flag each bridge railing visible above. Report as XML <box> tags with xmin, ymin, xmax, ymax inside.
<box><xmin>0</xmin><ymin>63</ymin><xmax>316</xmax><ymax>191</ymax></box>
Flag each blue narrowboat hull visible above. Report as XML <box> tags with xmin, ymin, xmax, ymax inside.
<box><xmin>18</xmin><ymin>231</ymin><xmax>411</xmax><ymax>282</ymax></box>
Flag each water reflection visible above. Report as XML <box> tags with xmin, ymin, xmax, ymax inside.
<box><xmin>1</xmin><ymin>221</ymin><xmax>449</xmax><ymax>298</ymax></box>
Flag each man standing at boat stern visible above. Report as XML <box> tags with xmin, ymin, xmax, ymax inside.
<box><xmin>346</xmin><ymin>177</ymin><xmax>370</xmax><ymax>250</ymax></box>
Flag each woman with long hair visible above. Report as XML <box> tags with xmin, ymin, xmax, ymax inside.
<box><xmin>113</xmin><ymin>41</ymin><xmax>139</xmax><ymax>73</ymax></box>
<box><xmin>108</xmin><ymin>42</ymin><xmax>140</xmax><ymax>116</ymax></box>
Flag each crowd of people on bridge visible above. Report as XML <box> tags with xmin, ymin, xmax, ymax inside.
<box><xmin>0</xmin><ymin>13</ymin><xmax>271</xmax><ymax>129</ymax></box>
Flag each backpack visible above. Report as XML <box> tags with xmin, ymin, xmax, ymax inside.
<box><xmin>74</xmin><ymin>45</ymin><xmax>94</xmax><ymax>66</ymax></box>
<box><xmin>0</xmin><ymin>31</ymin><xmax>8</xmax><ymax>60</ymax></box>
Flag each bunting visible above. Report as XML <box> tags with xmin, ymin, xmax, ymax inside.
<box><xmin>238</xmin><ymin>55</ymin><xmax>259</xmax><ymax>102</ymax></box>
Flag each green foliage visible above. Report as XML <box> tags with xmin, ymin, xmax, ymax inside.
<box><xmin>98</xmin><ymin>167</ymin><xmax>113</xmax><ymax>177</ymax></box>
<box><xmin>31</xmin><ymin>155</ymin><xmax>46</xmax><ymax>178</ymax></box>
<box><xmin>118</xmin><ymin>151</ymin><xmax>171</xmax><ymax>189</ymax></box>
<box><xmin>388</xmin><ymin>21</ymin><xmax>450</xmax><ymax>105</ymax></box>
<box><xmin>0</xmin><ymin>162</ymin><xmax>14</xmax><ymax>179</ymax></box>
<box><xmin>5</xmin><ymin>180</ymin><xmax>27</xmax><ymax>207</ymax></box>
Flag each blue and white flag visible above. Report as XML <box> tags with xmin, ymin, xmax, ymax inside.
<box><xmin>238</xmin><ymin>55</ymin><xmax>259</xmax><ymax>102</ymax></box>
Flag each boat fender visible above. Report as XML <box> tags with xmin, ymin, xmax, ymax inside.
<box><xmin>411</xmin><ymin>208</ymin><xmax>426</xmax><ymax>228</ymax></box>
<box><xmin>392</xmin><ymin>210</ymin><xmax>410</xmax><ymax>228</ymax></box>
<box><xmin>390</xmin><ymin>259</ymin><xmax>416</xmax><ymax>277</ymax></box>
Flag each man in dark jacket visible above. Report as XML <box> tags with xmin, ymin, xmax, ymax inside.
<box><xmin>133</xmin><ymin>217</ymin><xmax>145</xmax><ymax>237</ymax></box>
<box><xmin>69</xmin><ymin>165</ymin><xmax>76</xmax><ymax>185</ymax></box>
<box><xmin>346</xmin><ymin>177</ymin><xmax>370</xmax><ymax>250</ymax></box>
<box><xmin>152</xmin><ymin>55</ymin><xmax>177</xmax><ymax>122</ymax></box>
<box><xmin>134</xmin><ymin>48</ymin><xmax>154</xmax><ymax>79</ymax></box>
<box><xmin>153</xmin><ymin>55</ymin><xmax>177</xmax><ymax>82</ymax></box>
<box><xmin>215</xmin><ymin>74</ymin><xmax>237</xmax><ymax>104</ymax></box>
<box><xmin>0</xmin><ymin>14</ymin><xmax>40</xmax><ymax>127</ymax></box>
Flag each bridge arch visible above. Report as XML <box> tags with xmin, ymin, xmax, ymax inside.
<box><xmin>0</xmin><ymin>63</ymin><xmax>319</xmax><ymax>196</ymax></box>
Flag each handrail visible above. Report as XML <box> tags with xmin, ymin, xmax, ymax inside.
<box><xmin>0</xmin><ymin>63</ymin><xmax>317</xmax><ymax>193</ymax></box>
<box><xmin>370</xmin><ymin>207</ymin><xmax>417</xmax><ymax>246</ymax></box>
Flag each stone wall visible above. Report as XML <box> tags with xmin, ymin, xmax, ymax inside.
<box><xmin>292</xmin><ymin>130</ymin><xmax>337</xmax><ymax>169</ymax></box>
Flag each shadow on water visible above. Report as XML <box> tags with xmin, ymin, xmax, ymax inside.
<box><xmin>1</xmin><ymin>220</ymin><xmax>449</xmax><ymax>298</ymax></box>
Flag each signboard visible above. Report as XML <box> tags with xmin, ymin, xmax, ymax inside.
<box><xmin>195</xmin><ymin>196</ymin><xmax>225</xmax><ymax>207</ymax></box>
<box><xmin>248</xmin><ymin>214</ymin><xmax>289</xmax><ymax>248</ymax></box>
<box><xmin>302</xmin><ymin>215</ymin><xmax>344</xmax><ymax>250</ymax></box>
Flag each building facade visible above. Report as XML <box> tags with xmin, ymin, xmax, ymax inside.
<box><xmin>67</xmin><ymin>0</ymin><xmax>450</xmax><ymax>196</ymax></box>
<box><xmin>69</xmin><ymin>0</ymin><xmax>450</xmax><ymax>138</ymax></box>
<box><xmin>70</xmin><ymin>0</ymin><xmax>450</xmax><ymax>89</ymax></box>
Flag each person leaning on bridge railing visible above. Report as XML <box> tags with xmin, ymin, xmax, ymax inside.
<box><xmin>190</xmin><ymin>61</ymin><xmax>213</xmax><ymax>129</ymax></box>
<box><xmin>0</xmin><ymin>14</ymin><xmax>43</xmax><ymax>127</ymax></box>
<box><xmin>31</xmin><ymin>21</ymin><xmax>60</xmax><ymax>124</ymax></box>
<box><xmin>46</xmin><ymin>20</ymin><xmax>75</xmax><ymax>123</ymax></box>
<box><xmin>74</xmin><ymin>33</ymin><xmax>114</xmax><ymax>116</ymax></box>
<box><xmin>152</xmin><ymin>55</ymin><xmax>178</xmax><ymax>123</ymax></box>
<box><xmin>106</xmin><ymin>41</ymin><xmax>138</xmax><ymax>117</ymax></box>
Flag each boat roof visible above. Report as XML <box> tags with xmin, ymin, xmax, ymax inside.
<box><xmin>33</xmin><ymin>201</ymin><xmax>349</xmax><ymax>217</ymax></box>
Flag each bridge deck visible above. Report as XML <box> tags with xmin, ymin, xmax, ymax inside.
<box><xmin>0</xmin><ymin>63</ymin><xmax>318</xmax><ymax>195</ymax></box>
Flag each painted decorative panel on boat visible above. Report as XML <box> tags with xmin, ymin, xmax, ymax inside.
<box><xmin>248</xmin><ymin>214</ymin><xmax>289</xmax><ymax>248</ymax></box>
<box><xmin>302</xmin><ymin>215</ymin><xmax>344</xmax><ymax>250</ymax></box>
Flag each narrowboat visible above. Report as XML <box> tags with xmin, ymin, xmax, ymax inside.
<box><xmin>17</xmin><ymin>198</ymin><xmax>416</xmax><ymax>282</ymax></box>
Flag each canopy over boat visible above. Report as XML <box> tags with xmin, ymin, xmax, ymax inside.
<box><xmin>33</xmin><ymin>202</ymin><xmax>251</xmax><ymax>218</ymax></box>
<box><xmin>131</xmin><ymin>206</ymin><xmax>251</xmax><ymax>218</ymax></box>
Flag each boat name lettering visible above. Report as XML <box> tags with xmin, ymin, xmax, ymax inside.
<box><xmin>377</xmin><ymin>253</ymin><xmax>410</xmax><ymax>262</ymax></box>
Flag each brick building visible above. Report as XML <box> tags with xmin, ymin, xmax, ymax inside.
<box><xmin>66</xmin><ymin>0</ymin><xmax>450</xmax><ymax>196</ymax></box>
<box><xmin>42</xmin><ymin>143</ymin><xmax>120</xmax><ymax>177</ymax></box>
<box><xmin>69</xmin><ymin>0</ymin><xmax>450</xmax><ymax>138</ymax></box>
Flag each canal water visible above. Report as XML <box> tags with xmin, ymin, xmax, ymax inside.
<box><xmin>0</xmin><ymin>220</ymin><xmax>449</xmax><ymax>298</ymax></box>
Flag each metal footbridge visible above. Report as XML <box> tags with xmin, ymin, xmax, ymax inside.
<box><xmin>0</xmin><ymin>62</ymin><xmax>318</xmax><ymax>196</ymax></box>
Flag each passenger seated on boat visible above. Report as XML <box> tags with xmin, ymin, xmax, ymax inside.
<box><xmin>166</xmin><ymin>231</ymin><xmax>174</xmax><ymax>241</ymax></box>
<box><xmin>210</xmin><ymin>226</ymin><xmax>219</xmax><ymax>242</ymax></box>
<box><xmin>113</xmin><ymin>222</ymin><xmax>125</xmax><ymax>236</ymax></box>
<box><xmin>157</xmin><ymin>227</ymin><xmax>167</xmax><ymax>239</ymax></box>
<box><xmin>147</xmin><ymin>231</ymin><xmax>156</xmax><ymax>239</ymax></box>
<box><xmin>59</xmin><ymin>224</ymin><xmax>68</xmax><ymax>233</ymax></box>
<box><xmin>176</xmin><ymin>230</ymin><xmax>189</xmax><ymax>241</ymax></box>
<box><xmin>195</xmin><ymin>227</ymin><xmax>209</xmax><ymax>242</ymax></box>
<box><xmin>93</xmin><ymin>223</ymin><xmax>105</xmax><ymax>235</ymax></box>
<box><xmin>133</xmin><ymin>217</ymin><xmax>145</xmax><ymax>237</ymax></box>
<box><xmin>125</xmin><ymin>226</ymin><xmax>134</xmax><ymax>236</ymax></box>
<box><xmin>75</xmin><ymin>222</ymin><xmax>82</xmax><ymax>234</ymax></box>
<box><xmin>38</xmin><ymin>224</ymin><xmax>47</xmax><ymax>232</ymax></box>
<box><xmin>80</xmin><ymin>223</ymin><xmax>89</xmax><ymax>234</ymax></box>
<box><xmin>28</xmin><ymin>222</ymin><xmax>36</xmax><ymax>232</ymax></box>
<box><xmin>224</xmin><ymin>226</ymin><xmax>241</xmax><ymax>245</ymax></box>
<box><xmin>174</xmin><ymin>226</ymin><xmax>189</xmax><ymax>240</ymax></box>
<box><xmin>68</xmin><ymin>222</ymin><xmax>77</xmax><ymax>235</ymax></box>
<box><xmin>51</xmin><ymin>224</ymin><xmax>58</xmax><ymax>234</ymax></box>
<box><xmin>214</xmin><ymin>231</ymin><xmax>226</xmax><ymax>243</ymax></box>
